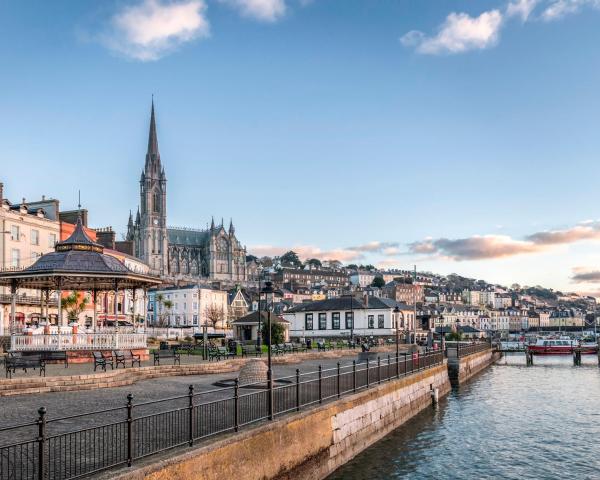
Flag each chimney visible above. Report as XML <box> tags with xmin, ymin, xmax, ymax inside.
<box><xmin>363</xmin><ymin>294</ymin><xmax>368</xmax><ymax>308</ymax></box>
<box><xmin>0</xmin><ymin>182</ymin><xmax>3</xmax><ymax>202</ymax></box>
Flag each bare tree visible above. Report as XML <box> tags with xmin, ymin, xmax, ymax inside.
<box><xmin>205</xmin><ymin>303</ymin><xmax>225</xmax><ymax>332</ymax></box>
<box><xmin>155</xmin><ymin>294</ymin><xmax>173</xmax><ymax>327</ymax></box>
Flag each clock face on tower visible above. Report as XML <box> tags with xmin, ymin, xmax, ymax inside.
<box><xmin>153</xmin><ymin>219</ymin><xmax>158</xmax><ymax>226</ymax></box>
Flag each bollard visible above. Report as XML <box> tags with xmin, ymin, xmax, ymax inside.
<box><xmin>430</xmin><ymin>385</ymin><xmax>439</xmax><ymax>405</ymax></box>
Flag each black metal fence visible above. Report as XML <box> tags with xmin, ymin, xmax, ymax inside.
<box><xmin>454</xmin><ymin>341</ymin><xmax>491</xmax><ymax>358</ymax></box>
<box><xmin>0</xmin><ymin>350</ymin><xmax>444</xmax><ymax>480</ymax></box>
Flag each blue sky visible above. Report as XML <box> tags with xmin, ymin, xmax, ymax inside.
<box><xmin>1</xmin><ymin>0</ymin><xmax>600</xmax><ymax>292</ymax></box>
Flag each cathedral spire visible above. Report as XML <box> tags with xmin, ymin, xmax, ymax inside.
<box><xmin>229</xmin><ymin>218</ymin><xmax>235</xmax><ymax>236</ymax></box>
<box><xmin>210</xmin><ymin>216</ymin><xmax>215</xmax><ymax>230</ymax></box>
<box><xmin>148</xmin><ymin>98</ymin><xmax>159</xmax><ymax>157</ymax></box>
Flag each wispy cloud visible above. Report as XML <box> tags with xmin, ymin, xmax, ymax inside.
<box><xmin>506</xmin><ymin>0</ymin><xmax>539</xmax><ymax>20</ymax></box>
<box><xmin>400</xmin><ymin>9</ymin><xmax>503</xmax><ymax>54</ymax></box>
<box><xmin>571</xmin><ymin>268</ymin><xmax>600</xmax><ymax>283</ymax></box>
<box><xmin>102</xmin><ymin>0</ymin><xmax>209</xmax><ymax>61</ymax></box>
<box><xmin>539</xmin><ymin>0</ymin><xmax>600</xmax><ymax>20</ymax></box>
<box><xmin>347</xmin><ymin>241</ymin><xmax>400</xmax><ymax>255</ymax></box>
<box><xmin>218</xmin><ymin>0</ymin><xmax>286</xmax><ymax>22</ymax></box>
<box><xmin>409</xmin><ymin>220</ymin><xmax>600</xmax><ymax>261</ymax></box>
<box><xmin>249</xmin><ymin>244</ymin><xmax>364</xmax><ymax>262</ymax></box>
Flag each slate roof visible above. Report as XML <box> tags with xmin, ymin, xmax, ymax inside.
<box><xmin>287</xmin><ymin>296</ymin><xmax>407</xmax><ymax>313</ymax></box>
<box><xmin>167</xmin><ymin>228</ymin><xmax>210</xmax><ymax>246</ymax></box>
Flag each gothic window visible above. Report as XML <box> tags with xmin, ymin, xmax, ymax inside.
<box><xmin>153</xmin><ymin>192</ymin><xmax>160</xmax><ymax>213</ymax></box>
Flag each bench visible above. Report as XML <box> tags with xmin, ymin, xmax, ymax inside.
<box><xmin>93</xmin><ymin>351</ymin><xmax>114</xmax><ymax>372</ymax></box>
<box><xmin>241</xmin><ymin>345</ymin><xmax>262</xmax><ymax>357</ymax></box>
<box><xmin>41</xmin><ymin>351</ymin><xmax>68</xmax><ymax>368</ymax></box>
<box><xmin>292</xmin><ymin>343</ymin><xmax>307</xmax><ymax>353</ymax></box>
<box><xmin>5</xmin><ymin>354</ymin><xmax>46</xmax><ymax>379</ymax></box>
<box><xmin>283</xmin><ymin>343</ymin><xmax>295</xmax><ymax>353</ymax></box>
<box><xmin>317</xmin><ymin>342</ymin><xmax>334</xmax><ymax>351</ymax></box>
<box><xmin>153</xmin><ymin>350</ymin><xmax>181</xmax><ymax>366</ymax></box>
<box><xmin>273</xmin><ymin>344</ymin><xmax>286</xmax><ymax>355</ymax></box>
<box><xmin>209</xmin><ymin>346</ymin><xmax>236</xmax><ymax>361</ymax></box>
<box><xmin>114</xmin><ymin>350</ymin><xmax>141</xmax><ymax>368</ymax></box>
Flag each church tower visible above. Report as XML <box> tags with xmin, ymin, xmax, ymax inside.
<box><xmin>138</xmin><ymin>100</ymin><xmax>168</xmax><ymax>276</ymax></box>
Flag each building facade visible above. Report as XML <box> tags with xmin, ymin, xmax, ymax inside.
<box><xmin>126</xmin><ymin>102</ymin><xmax>247</xmax><ymax>284</ymax></box>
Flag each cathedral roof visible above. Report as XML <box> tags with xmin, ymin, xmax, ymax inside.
<box><xmin>168</xmin><ymin>227</ymin><xmax>211</xmax><ymax>246</ymax></box>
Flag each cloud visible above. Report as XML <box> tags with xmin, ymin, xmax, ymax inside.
<box><xmin>409</xmin><ymin>235</ymin><xmax>545</xmax><ymax>261</ymax></box>
<box><xmin>506</xmin><ymin>0</ymin><xmax>539</xmax><ymax>20</ymax></box>
<box><xmin>249</xmin><ymin>244</ymin><xmax>364</xmax><ymax>262</ymax></box>
<box><xmin>570</xmin><ymin>266</ymin><xmax>600</xmax><ymax>284</ymax></box>
<box><xmin>409</xmin><ymin>220</ymin><xmax>600</xmax><ymax>262</ymax></box>
<box><xmin>102</xmin><ymin>0</ymin><xmax>209</xmax><ymax>61</ymax></box>
<box><xmin>219</xmin><ymin>0</ymin><xmax>286</xmax><ymax>22</ymax></box>
<box><xmin>347</xmin><ymin>241</ymin><xmax>400</xmax><ymax>254</ymax></box>
<box><xmin>541</xmin><ymin>0</ymin><xmax>600</xmax><ymax>20</ymax></box>
<box><xmin>401</xmin><ymin>9</ymin><xmax>503</xmax><ymax>54</ymax></box>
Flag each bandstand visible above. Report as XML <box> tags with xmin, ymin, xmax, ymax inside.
<box><xmin>0</xmin><ymin>217</ymin><xmax>161</xmax><ymax>356</ymax></box>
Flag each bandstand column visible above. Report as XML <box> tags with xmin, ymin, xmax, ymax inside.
<box><xmin>143</xmin><ymin>288</ymin><xmax>148</xmax><ymax>333</ymax></box>
<box><xmin>57</xmin><ymin>280</ymin><xmax>63</xmax><ymax>328</ymax></box>
<box><xmin>92</xmin><ymin>289</ymin><xmax>98</xmax><ymax>334</ymax></box>
<box><xmin>114</xmin><ymin>281</ymin><xmax>119</xmax><ymax>335</ymax></box>
<box><xmin>132</xmin><ymin>288</ymin><xmax>137</xmax><ymax>330</ymax></box>
<box><xmin>10</xmin><ymin>279</ymin><xmax>17</xmax><ymax>335</ymax></box>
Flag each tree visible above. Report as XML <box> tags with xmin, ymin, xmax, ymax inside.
<box><xmin>261</xmin><ymin>320</ymin><xmax>286</xmax><ymax>345</ymax></box>
<box><xmin>61</xmin><ymin>291</ymin><xmax>89</xmax><ymax>323</ymax></box>
<box><xmin>259</xmin><ymin>256</ymin><xmax>274</xmax><ymax>267</ymax></box>
<box><xmin>205</xmin><ymin>303</ymin><xmax>226</xmax><ymax>331</ymax></box>
<box><xmin>306</xmin><ymin>258</ymin><xmax>322</xmax><ymax>268</ymax></box>
<box><xmin>371</xmin><ymin>276</ymin><xmax>386</xmax><ymax>288</ymax></box>
<box><xmin>347</xmin><ymin>264</ymin><xmax>358</xmax><ymax>270</ymax></box>
<box><xmin>246</xmin><ymin>254</ymin><xmax>258</xmax><ymax>263</ymax></box>
<box><xmin>280</xmin><ymin>251</ymin><xmax>302</xmax><ymax>267</ymax></box>
<box><xmin>363</xmin><ymin>264</ymin><xmax>375</xmax><ymax>271</ymax></box>
<box><xmin>155</xmin><ymin>294</ymin><xmax>173</xmax><ymax>327</ymax></box>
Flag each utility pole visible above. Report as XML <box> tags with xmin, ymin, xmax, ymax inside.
<box><xmin>413</xmin><ymin>265</ymin><xmax>417</xmax><ymax>345</ymax></box>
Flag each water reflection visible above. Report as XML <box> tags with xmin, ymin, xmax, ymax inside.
<box><xmin>328</xmin><ymin>355</ymin><xmax>600</xmax><ymax>480</ymax></box>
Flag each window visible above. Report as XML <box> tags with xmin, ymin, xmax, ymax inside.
<box><xmin>30</xmin><ymin>229</ymin><xmax>39</xmax><ymax>245</ymax></box>
<box><xmin>378</xmin><ymin>314</ymin><xmax>385</xmax><ymax>329</ymax></box>
<box><xmin>193</xmin><ymin>315</ymin><xmax>198</xmax><ymax>325</ymax></box>
<box><xmin>305</xmin><ymin>313</ymin><xmax>313</xmax><ymax>330</ymax></box>
<box><xmin>153</xmin><ymin>192</ymin><xmax>160</xmax><ymax>213</ymax></box>
<box><xmin>193</xmin><ymin>302</ymin><xmax>198</xmax><ymax>310</ymax></box>
<box><xmin>368</xmin><ymin>315</ymin><xmax>374</xmax><ymax>329</ymax></box>
<box><xmin>332</xmin><ymin>312</ymin><xmax>340</xmax><ymax>330</ymax></box>
<box><xmin>48</xmin><ymin>233</ymin><xmax>57</xmax><ymax>248</ymax></box>
<box><xmin>10</xmin><ymin>226</ymin><xmax>19</xmax><ymax>241</ymax></box>
<box><xmin>11</xmin><ymin>249</ymin><xmax>20</xmax><ymax>267</ymax></box>
<box><xmin>318</xmin><ymin>313</ymin><xmax>327</xmax><ymax>330</ymax></box>
<box><xmin>345</xmin><ymin>312</ymin><xmax>353</xmax><ymax>330</ymax></box>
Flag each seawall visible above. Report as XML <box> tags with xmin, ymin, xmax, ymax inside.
<box><xmin>112</xmin><ymin>364</ymin><xmax>451</xmax><ymax>480</ymax></box>
<box><xmin>447</xmin><ymin>348</ymin><xmax>501</xmax><ymax>386</ymax></box>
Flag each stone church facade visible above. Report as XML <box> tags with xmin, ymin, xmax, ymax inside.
<box><xmin>126</xmin><ymin>102</ymin><xmax>247</xmax><ymax>283</ymax></box>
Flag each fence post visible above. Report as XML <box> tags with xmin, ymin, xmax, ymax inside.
<box><xmin>352</xmin><ymin>360</ymin><xmax>356</xmax><ymax>393</ymax></box>
<box><xmin>37</xmin><ymin>407</ymin><xmax>46</xmax><ymax>480</ymax></box>
<box><xmin>337</xmin><ymin>362</ymin><xmax>341</xmax><ymax>398</ymax></box>
<box><xmin>403</xmin><ymin>353</ymin><xmax>407</xmax><ymax>375</ymax></box>
<box><xmin>188</xmin><ymin>385</ymin><xmax>194</xmax><ymax>444</ymax></box>
<box><xmin>318</xmin><ymin>365</ymin><xmax>323</xmax><ymax>403</ymax></box>
<box><xmin>387</xmin><ymin>355</ymin><xmax>391</xmax><ymax>381</ymax></box>
<box><xmin>234</xmin><ymin>380</ymin><xmax>239</xmax><ymax>432</ymax></box>
<box><xmin>396</xmin><ymin>350</ymin><xmax>399</xmax><ymax>378</ymax></box>
<box><xmin>126</xmin><ymin>394</ymin><xmax>133</xmax><ymax>467</ymax></box>
<box><xmin>366</xmin><ymin>358</ymin><xmax>370</xmax><ymax>388</ymax></box>
<box><xmin>377</xmin><ymin>357</ymin><xmax>381</xmax><ymax>384</ymax></box>
<box><xmin>296</xmin><ymin>369</ymin><xmax>300</xmax><ymax>411</ymax></box>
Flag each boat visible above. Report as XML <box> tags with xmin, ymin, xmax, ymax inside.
<box><xmin>527</xmin><ymin>338</ymin><xmax>598</xmax><ymax>355</ymax></box>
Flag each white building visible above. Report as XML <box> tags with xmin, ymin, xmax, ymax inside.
<box><xmin>148</xmin><ymin>285</ymin><xmax>229</xmax><ymax>331</ymax></box>
<box><xmin>283</xmin><ymin>296</ymin><xmax>415</xmax><ymax>340</ymax></box>
<box><xmin>349</xmin><ymin>271</ymin><xmax>376</xmax><ymax>288</ymax></box>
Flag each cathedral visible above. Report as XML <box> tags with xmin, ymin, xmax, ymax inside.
<box><xmin>126</xmin><ymin>102</ymin><xmax>247</xmax><ymax>283</ymax></box>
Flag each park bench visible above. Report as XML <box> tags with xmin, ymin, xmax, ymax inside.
<box><xmin>317</xmin><ymin>342</ymin><xmax>333</xmax><ymax>352</ymax></box>
<box><xmin>241</xmin><ymin>345</ymin><xmax>262</xmax><ymax>357</ymax></box>
<box><xmin>153</xmin><ymin>349</ymin><xmax>181</xmax><ymax>366</ymax></box>
<box><xmin>93</xmin><ymin>351</ymin><xmax>114</xmax><ymax>372</ymax></box>
<box><xmin>292</xmin><ymin>343</ymin><xmax>307</xmax><ymax>353</ymax></box>
<box><xmin>40</xmin><ymin>351</ymin><xmax>68</xmax><ymax>368</ymax></box>
<box><xmin>5</xmin><ymin>354</ymin><xmax>46</xmax><ymax>378</ymax></box>
<box><xmin>114</xmin><ymin>350</ymin><xmax>141</xmax><ymax>368</ymax></box>
<box><xmin>209</xmin><ymin>346</ymin><xmax>236</xmax><ymax>361</ymax></box>
<box><xmin>273</xmin><ymin>344</ymin><xmax>286</xmax><ymax>355</ymax></box>
<box><xmin>283</xmin><ymin>343</ymin><xmax>295</xmax><ymax>353</ymax></box>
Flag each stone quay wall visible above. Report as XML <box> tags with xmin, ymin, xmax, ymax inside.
<box><xmin>447</xmin><ymin>348</ymin><xmax>501</xmax><ymax>386</ymax></box>
<box><xmin>111</xmin><ymin>364</ymin><xmax>450</xmax><ymax>480</ymax></box>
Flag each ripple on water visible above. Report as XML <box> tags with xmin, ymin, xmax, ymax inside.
<box><xmin>327</xmin><ymin>356</ymin><xmax>600</xmax><ymax>480</ymax></box>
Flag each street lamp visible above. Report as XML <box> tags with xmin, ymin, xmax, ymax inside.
<box><xmin>393</xmin><ymin>306</ymin><xmax>402</xmax><ymax>372</ymax></box>
<box><xmin>349</xmin><ymin>291</ymin><xmax>354</xmax><ymax>346</ymax></box>
<box><xmin>261</xmin><ymin>281</ymin><xmax>275</xmax><ymax>420</ymax></box>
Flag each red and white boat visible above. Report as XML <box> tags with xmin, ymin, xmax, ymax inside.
<box><xmin>527</xmin><ymin>338</ymin><xmax>598</xmax><ymax>355</ymax></box>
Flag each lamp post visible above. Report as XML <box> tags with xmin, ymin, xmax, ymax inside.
<box><xmin>393</xmin><ymin>306</ymin><xmax>401</xmax><ymax>367</ymax></box>
<box><xmin>261</xmin><ymin>281</ymin><xmax>275</xmax><ymax>420</ymax></box>
<box><xmin>349</xmin><ymin>292</ymin><xmax>354</xmax><ymax>346</ymax></box>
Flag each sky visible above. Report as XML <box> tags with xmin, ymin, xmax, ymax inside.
<box><xmin>1</xmin><ymin>0</ymin><xmax>600</xmax><ymax>294</ymax></box>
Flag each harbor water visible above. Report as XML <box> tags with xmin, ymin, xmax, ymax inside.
<box><xmin>328</xmin><ymin>354</ymin><xmax>600</xmax><ymax>480</ymax></box>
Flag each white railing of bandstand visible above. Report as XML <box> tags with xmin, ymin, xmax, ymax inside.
<box><xmin>10</xmin><ymin>333</ymin><xmax>148</xmax><ymax>351</ymax></box>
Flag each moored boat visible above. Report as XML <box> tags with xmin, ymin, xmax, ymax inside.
<box><xmin>527</xmin><ymin>338</ymin><xmax>598</xmax><ymax>355</ymax></box>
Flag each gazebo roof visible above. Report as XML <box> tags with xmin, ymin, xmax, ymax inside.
<box><xmin>0</xmin><ymin>217</ymin><xmax>161</xmax><ymax>290</ymax></box>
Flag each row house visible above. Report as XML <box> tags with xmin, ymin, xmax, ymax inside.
<box><xmin>273</xmin><ymin>267</ymin><xmax>349</xmax><ymax>289</ymax></box>
<box><xmin>383</xmin><ymin>281</ymin><xmax>424</xmax><ymax>305</ymax></box>
<box><xmin>283</xmin><ymin>296</ymin><xmax>415</xmax><ymax>340</ymax></box>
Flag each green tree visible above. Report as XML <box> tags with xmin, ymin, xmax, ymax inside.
<box><xmin>155</xmin><ymin>293</ymin><xmax>174</xmax><ymax>327</ymax></box>
<box><xmin>280</xmin><ymin>251</ymin><xmax>302</xmax><ymax>267</ymax></box>
<box><xmin>61</xmin><ymin>291</ymin><xmax>89</xmax><ymax>323</ymax></box>
<box><xmin>371</xmin><ymin>276</ymin><xmax>386</xmax><ymax>288</ymax></box>
<box><xmin>306</xmin><ymin>258</ymin><xmax>322</xmax><ymax>268</ymax></box>
<box><xmin>261</xmin><ymin>321</ymin><xmax>286</xmax><ymax>345</ymax></box>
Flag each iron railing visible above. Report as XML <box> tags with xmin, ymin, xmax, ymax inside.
<box><xmin>447</xmin><ymin>341</ymin><xmax>491</xmax><ymax>358</ymax></box>
<box><xmin>0</xmin><ymin>350</ymin><xmax>443</xmax><ymax>480</ymax></box>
